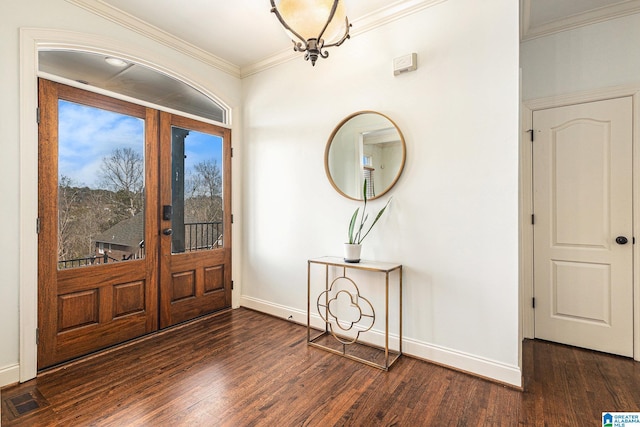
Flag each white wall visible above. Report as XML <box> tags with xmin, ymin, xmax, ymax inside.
<box><xmin>240</xmin><ymin>0</ymin><xmax>521</xmax><ymax>385</ymax></box>
<box><xmin>1</xmin><ymin>0</ymin><xmax>521</xmax><ymax>388</ymax></box>
<box><xmin>521</xmin><ymin>13</ymin><xmax>640</xmax><ymax>100</ymax></box>
<box><xmin>0</xmin><ymin>0</ymin><xmax>241</xmax><ymax>386</ymax></box>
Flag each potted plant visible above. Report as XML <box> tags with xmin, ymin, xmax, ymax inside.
<box><xmin>345</xmin><ymin>180</ymin><xmax>391</xmax><ymax>263</ymax></box>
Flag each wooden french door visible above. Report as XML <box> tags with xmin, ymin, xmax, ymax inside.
<box><xmin>38</xmin><ymin>80</ymin><xmax>231</xmax><ymax>369</ymax></box>
<box><xmin>158</xmin><ymin>113</ymin><xmax>232</xmax><ymax>327</ymax></box>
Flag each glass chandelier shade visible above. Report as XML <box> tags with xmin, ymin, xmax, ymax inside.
<box><xmin>270</xmin><ymin>0</ymin><xmax>351</xmax><ymax>66</ymax></box>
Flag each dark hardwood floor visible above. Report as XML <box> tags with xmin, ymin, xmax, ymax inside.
<box><xmin>2</xmin><ymin>308</ymin><xmax>639</xmax><ymax>426</ymax></box>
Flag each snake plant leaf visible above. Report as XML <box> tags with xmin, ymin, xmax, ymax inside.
<box><xmin>346</xmin><ymin>179</ymin><xmax>392</xmax><ymax>245</ymax></box>
<box><xmin>358</xmin><ymin>198</ymin><xmax>391</xmax><ymax>243</ymax></box>
<box><xmin>348</xmin><ymin>208</ymin><xmax>359</xmax><ymax>244</ymax></box>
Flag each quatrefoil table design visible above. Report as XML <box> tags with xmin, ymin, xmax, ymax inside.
<box><xmin>317</xmin><ymin>276</ymin><xmax>375</xmax><ymax>345</ymax></box>
<box><xmin>307</xmin><ymin>256</ymin><xmax>403</xmax><ymax>371</ymax></box>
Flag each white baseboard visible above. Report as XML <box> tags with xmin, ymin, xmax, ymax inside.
<box><xmin>402</xmin><ymin>337</ymin><xmax>522</xmax><ymax>387</ymax></box>
<box><xmin>240</xmin><ymin>295</ymin><xmax>308</xmax><ymax>325</ymax></box>
<box><xmin>239</xmin><ymin>295</ymin><xmax>522</xmax><ymax>388</ymax></box>
<box><xmin>0</xmin><ymin>363</ymin><xmax>20</xmax><ymax>388</ymax></box>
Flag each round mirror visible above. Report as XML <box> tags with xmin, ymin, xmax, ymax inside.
<box><xmin>325</xmin><ymin>111</ymin><xmax>406</xmax><ymax>200</ymax></box>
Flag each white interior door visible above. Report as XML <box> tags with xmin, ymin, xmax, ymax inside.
<box><xmin>533</xmin><ymin>97</ymin><xmax>633</xmax><ymax>357</ymax></box>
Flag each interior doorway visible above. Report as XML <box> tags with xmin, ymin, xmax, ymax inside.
<box><xmin>531</xmin><ymin>97</ymin><xmax>634</xmax><ymax>357</ymax></box>
<box><xmin>37</xmin><ymin>79</ymin><xmax>232</xmax><ymax>368</ymax></box>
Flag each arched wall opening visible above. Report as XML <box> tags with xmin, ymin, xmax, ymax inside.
<box><xmin>19</xmin><ymin>28</ymin><xmax>234</xmax><ymax>382</ymax></box>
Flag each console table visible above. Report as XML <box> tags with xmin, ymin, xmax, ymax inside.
<box><xmin>307</xmin><ymin>256</ymin><xmax>402</xmax><ymax>370</ymax></box>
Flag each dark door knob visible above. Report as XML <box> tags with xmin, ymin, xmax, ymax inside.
<box><xmin>615</xmin><ymin>236</ymin><xmax>628</xmax><ymax>245</ymax></box>
<box><xmin>162</xmin><ymin>228</ymin><xmax>173</xmax><ymax>236</ymax></box>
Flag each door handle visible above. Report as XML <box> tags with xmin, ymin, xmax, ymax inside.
<box><xmin>615</xmin><ymin>236</ymin><xmax>628</xmax><ymax>245</ymax></box>
<box><xmin>162</xmin><ymin>228</ymin><xmax>173</xmax><ymax>236</ymax></box>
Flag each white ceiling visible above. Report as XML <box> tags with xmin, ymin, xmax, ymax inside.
<box><xmin>522</xmin><ymin>0</ymin><xmax>640</xmax><ymax>40</ymax></box>
<box><xmin>72</xmin><ymin>0</ymin><xmax>395</xmax><ymax>72</ymax></box>
<box><xmin>44</xmin><ymin>0</ymin><xmax>640</xmax><ymax>110</ymax></box>
<box><xmin>66</xmin><ymin>0</ymin><xmax>640</xmax><ymax>72</ymax></box>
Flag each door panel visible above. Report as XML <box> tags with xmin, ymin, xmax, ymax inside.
<box><xmin>159</xmin><ymin>112</ymin><xmax>232</xmax><ymax>328</ymax></box>
<box><xmin>38</xmin><ymin>79</ymin><xmax>159</xmax><ymax>368</ymax></box>
<box><xmin>533</xmin><ymin>97</ymin><xmax>633</xmax><ymax>357</ymax></box>
<box><xmin>38</xmin><ymin>80</ymin><xmax>231</xmax><ymax>368</ymax></box>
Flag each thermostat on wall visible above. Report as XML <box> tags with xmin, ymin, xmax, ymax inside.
<box><xmin>393</xmin><ymin>53</ymin><xmax>417</xmax><ymax>76</ymax></box>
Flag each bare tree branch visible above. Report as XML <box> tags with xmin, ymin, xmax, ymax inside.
<box><xmin>99</xmin><ymin>147</ymin><xmax>144</xmax><ymax>217</ymax></box>
<box><xmin>185</xmin><ymin>159</ymin><xmax>223</xmax><ymax>222</ymax></box>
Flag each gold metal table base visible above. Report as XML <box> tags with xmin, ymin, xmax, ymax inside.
<box><xmin>308</xmin><ymin>331</ymin><xmax>402</xmax><ymax>371</ymax></box>
<box><xmin>307</xmin><ymin>257</ymin><xmax>403</xmax><ymax>371</ymax></box>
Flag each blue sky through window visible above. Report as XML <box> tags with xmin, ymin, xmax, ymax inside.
<box><xmin>183</xmin><ymin>130</ymin><xmax>223</xmax><ymax>175</ymax></box>
<box><xmin>58</xmin><ymin>100</ymin><xmax>144</xmax><ymax>188</ymax></box>
<box><xmin>58</xmin><ymin>100</ymin><xmax>223</xmax><ymax>188</ymax></box>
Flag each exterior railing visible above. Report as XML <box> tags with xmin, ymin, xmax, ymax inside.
<box><xmin>57</xmin><ymin>253</ymin><xmax>120</xmax><ymax>269</ymax></box>
<box><xmin>58</xmin><ymin>221</ymin><xmax>222</xmax><ymax>268</ymax></box>
<box><xmin>184</xmin><ymin>221</ymin><xmax>223</xmax><ymax>251</ymax></box>
<box><xmin>58</xmin><ymin>247</ymin><xmax>144</xmax><ymax>270</ymax></box>
<box><xmin>58</xmin><ymin>256</ymin><xmax>100</xmax><ymax>269</ymax></box>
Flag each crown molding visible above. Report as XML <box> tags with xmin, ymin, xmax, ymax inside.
<box><xmin>241</xmin><ymin>48</ymin><xmax>297</xmax><ymax>78</ymax></box>
<box><xmin>523</xmin><ymin>83</ymin><xmax>640</xmax><ymax>111</ymax></box>
<box><xmin>521</xmin><ymin>0</ymin><xmax>640</xmax><ymax>42</ymax></box>
<box><xmin>66</xmin><ymin>0</ymin><xmax>445</xmax><ymax>79</ymax></box>
<box><xmin>65</xmin><ymin>0</ymin><xmax>241</xmax><ymax>78</ymax></box>
<box><xmin>350</xmin><ymin>0</ymin><xmax>446</xmax><ymax>37</ymax></box>
<box><xmin>241</xmin><ymin>0</ymin><xmax>447</xmax><ymax>77</ymax></box>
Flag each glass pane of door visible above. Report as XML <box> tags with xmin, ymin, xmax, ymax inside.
<box><xmin>57</xmin><ymin>100</ymin><xmax>145</xmax><ymax>269</ymax></box>
<box><xmin>171</xmin><ymin>126</ymin><xmax>224</xmax><ymax>254</ymax></box>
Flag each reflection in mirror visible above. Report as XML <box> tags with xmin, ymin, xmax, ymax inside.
<box><xmin>325</xmin><ymin>111</ymin><xmax>406</xmax><ymax>200</ymax></box>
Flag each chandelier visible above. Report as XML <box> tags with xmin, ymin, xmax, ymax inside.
<box><xmin>270</xmin><ymin>0</ymin><xmax>351</xmax><ymax>66</ymax></box>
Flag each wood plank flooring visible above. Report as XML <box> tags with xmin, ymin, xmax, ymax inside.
<box><xmin>2</xmin><ymin>308</ymin><xmax>640</xmax><ymax>426</ymax></box>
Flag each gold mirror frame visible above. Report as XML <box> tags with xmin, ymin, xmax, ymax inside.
<box><xmin>324</xmin><ymin>111</ymin><xmax>406</xmax><ymax>201</ymax></box>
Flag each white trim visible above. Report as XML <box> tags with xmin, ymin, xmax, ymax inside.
<box><xmin>0</xmin><ymin>364</ymin><xmax>20</xmax><ymax>388</ymax></box>
<box><xmin>524</xmin><ymin>84</ymin><xmax>640</xmax><ymax>110</ymax></box>
<box><xmin>240</xmin><ymin>295</ymin><xmax>402</xmax><ymax>349</ymax></box>
<box><xmin>37</xmin><ymin>71</ymin><xmax>230</xmax><ymax>130</ymax></box>
<box><xmin>19</xmin><ymin>29</ymin><xmax>39</xmax><ymax>383</ymax></box>
<box><xmin>64</xmin><ymin>0</ymin><xmax>447</xmax><ymax>78</ymax></box>
<box><xmin>521</xmin><ymin>0</ymin><xmax>640</xmax><ymax>41</ymax></box>
<box><xmin>240</xmin><ymin>295</ymin><xmax>522</xmax><ymax>387</ymax></box>
<box><xmin>241</xmin><ymin>49</ymin><xmax>298</xmax><ymax>79</ymax></box>
<box><xmin>33</xmin><ymin>34</ymin><xmax>232</xmax><ymax>126</ymax></box>
<box><xmin>18</xmin><ymin>27</ymin><xmax>236</xmax><ymax>383</ymax></box>
<box><xmin>402</xmin><ymin>339</ymin><xmax>522</xmax><ymax>388</ymax></box>
<box><xmin>65</xmin><ymin>0</ymin><xmax>240</xmax><ymax>78</ymax></box>
<box><xmin>242</xmin><ymin>0</ymin><xmax>446</xmax><ymax>77</ymax></box>
<box><xmin>351</xmin><ymin>0</ymin><xmax>446</xmax><ymax>36</ymax></box>
<box><xmin>518</xmin><ymin>66</ymin><xmax>526</xmax><ymax>374</ymax></box>
<box><xmin>519</xmin><ymin>0</ymin><xmax>532</xmax><ymax>41</ymax></box>
<box><xmin>520</xmin><ymin>104</ymin><xmax>534</xmax><ymax>340</ymax></box>
<box><xmin>633</xmin><ymin>92</ymin><xmax>640</xmax><ymax>362</ymax></box>
<box><xmin>240</xmin><ymin>295</ymin><xmax>308</xmax><ymax>326</ymax></box>
<box><xmin>521</xmin><ymin>84</ymin><xmax>640</xmax><ymax>362</ymax></box>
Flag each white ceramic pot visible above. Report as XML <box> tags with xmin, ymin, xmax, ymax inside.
<box><xmin>343</xmin><ymin>243</ymin><xmax>362</xmax><ymax>263</ymax></box>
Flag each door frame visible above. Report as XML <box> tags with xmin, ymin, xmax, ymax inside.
<box><xmin>18</xmin><ymin>28</ymin><xmax>236</xmax><ymax>383</ymax></box>
<box><xmin>521</xmin><ymin>85</ymin><xmax>640</xmax><ymax>361</ymax></box>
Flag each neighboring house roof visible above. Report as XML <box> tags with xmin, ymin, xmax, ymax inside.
<box><xmin>93</xmin><ymin>210</ymin><xmax>221</xmax><ymax>249</ymax></box>
<box><xmin>94</xmin><ymin>211</ymin><xmax>144</xmax><ymax>249</ymax></box>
